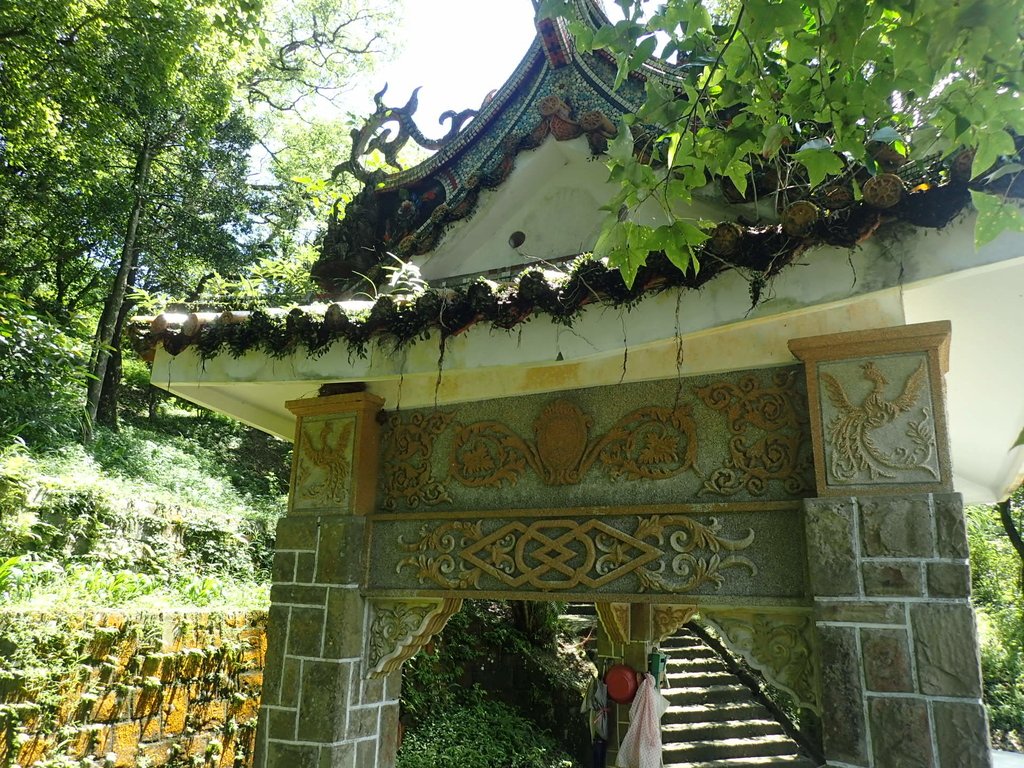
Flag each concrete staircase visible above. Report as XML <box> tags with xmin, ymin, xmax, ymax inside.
<box><xmin>557</xmin><ymin>605</ymin><xmax>819</xmax><ymax>766</ymax></box>
<box><xmin>660</xmin><ymin>628</ymin><xmax>819</xmax><ymax>767</ymax></box>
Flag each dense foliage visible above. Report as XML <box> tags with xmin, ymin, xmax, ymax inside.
<box><xmin>969</xmin><ymin>492</ymin><xmax>1024</xmax><ymax>749</ymax></box>
<box><xmin>0</xmin><ymin>0</ymin><xmax>394</xmax><ymax>439</ymax></box>
<box><xmin>0</xmin><ymin>370</ymin><xmax>288</xmax><ymax>610</ymax></box>
<box><xmin>540</xmin><ymin>0</ymin><xmax>1024</xmax><ymax>286</ymax></box>
<box><xmin>399</xmin><ymin>601</ymin><xmax>587</xmax><ymax>768</ymax></box>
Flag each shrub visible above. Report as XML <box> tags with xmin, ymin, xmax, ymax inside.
<box><xmin>397</xmin><ymin>698</ymin><xmax>574</xmax><ymax>768</ymax></box>
<box><xmin>978</xmin><ymin>605</ymin><xmax>1024</xmax><ymax>747</ymax></box>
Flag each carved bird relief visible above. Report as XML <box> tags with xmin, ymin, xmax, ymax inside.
<box><xmin>820</xmin><ymin>360</ymin><xmax>938</xmax><ymax>482</ymax></box>
<box><xmin>297</xmin><ymin>420</ymin><xmax>354</xmax><ymax>506</ymax></box>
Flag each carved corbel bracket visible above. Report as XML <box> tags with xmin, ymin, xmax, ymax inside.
<box><xmin>652</xmin><ymin>604</ymin><xmax>698</xmax><ymax>643</ymax></box>
<box><xmin>595</xmin><ymin>602</ymin><xmax>630</xmax><ymax>644</ymax></box>
<box><xmin>700</xmin><ymin>607</ymin><xmax>821</xmax><ymax>714</ymax></box>
<box><xmin>366</xmin><ymin>597</ymin><xmax>462</xmax><ymax>678</ymax></box>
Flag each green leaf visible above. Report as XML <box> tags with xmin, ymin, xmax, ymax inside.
<box><xmin>1013</xmin><ymin>425</ymin><xmax>1024</xmax><ymax>450</ymax></box>
<box><xmin>984</xmin><ymin>163</ymin><xmax>1024</xmax><ymax>184</ymax></box>
<box><xmin>661</xmin><ymin>131</ymin><xmax>682</xmax><ymax>169</ymax></box>
<box><xmin>724</xmin><ymin>159</ymin><xmax>752</xmax><ymax>199</ymax></box>
<box><xmin>761</xmin><ymin>123</ymin><xmax>792</xmax><ymax>158</ymax></box>
<box><xmin>793</xmin><ymin>148</ymin><xmax>845</xmax><ymax>189</ymax></box>
<box><xmin>970</xmin><ymin>190</ymin><xmax>1024</xmax><ymax>249</ymax></box>
<box><xmin>633</xmin><ymin>35</ymin><xmax>659</xmax><ymax>66</ymax></box>
<box><xmin>869</xmin><ymin>127</ymin><xmax>904</xmax><ymax>144</ymax></box>
<box><xmin>973</xmin><ymin>129</ymin><xmax>1016</xmax><ymax>179</ymax></box>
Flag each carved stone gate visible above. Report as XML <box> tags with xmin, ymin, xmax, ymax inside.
<box><xmin>253</xmin><ymin>322</ymin><xmax>991</xmax><ymax>768</ymax></box>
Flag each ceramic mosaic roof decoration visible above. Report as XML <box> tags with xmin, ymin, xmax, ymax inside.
<box><xmin>313</xmin><ymin>0</ymin><xmax>664</xmax><ymax>291</ymax></box>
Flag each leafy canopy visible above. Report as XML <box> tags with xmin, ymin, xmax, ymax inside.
<box><xmin>540</xmin><ymin>0</ymin><xmax>1024</xmax><ymax>286</ymax></box>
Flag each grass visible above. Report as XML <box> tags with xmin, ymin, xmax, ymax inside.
<box><xmin>0</xmin><ymin>382</ymin><xmax>288</xmax><ymax>612</ymax></box>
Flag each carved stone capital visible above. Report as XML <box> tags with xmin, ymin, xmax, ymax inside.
<box><xmin>286</xmin><ymin>393</ymin><xmax>384</xmax><ymax>516</ymax></box>
<box><xmin>789</xmin><ymin>322</ymin><xmax>952</xmax><ymax>496</ymax></box>
<box><xmin>701</xmin><ymin>607</ymin><xmax>820</xmax><ymax>713</ymax></box>
<box><xmin>366</xmin><ymin>598</ymin><xmax>462</xmax><ymax>678</ymax></box>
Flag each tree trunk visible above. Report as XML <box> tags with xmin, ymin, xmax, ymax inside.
<box><xmin>95</xmin><ymin>294</ymin><xmax>135</xmax><ymax>431</ymax></box>
<box><xmin>85</xmin><ymin>137</ymin><xmax>154</xmax><ymax>439</ymax></box>
<box><xmin>997</xmin><ymin>498</ymin><xmax>1024</xmax><ymax>589</ymax></box>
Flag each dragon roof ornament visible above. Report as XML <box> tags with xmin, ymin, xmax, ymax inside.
<box><xmin>334</xmin><ymin>85</ymin><xmax>480</xmax><ymax>185</ymax></box>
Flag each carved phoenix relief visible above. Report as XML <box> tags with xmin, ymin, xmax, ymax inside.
<box><xmin>294</xmin><ymin>418</ymin><xmax>354</xmax><ymax>509</ymax></box>
<box><xmin>820</xmin><ymin>360</ymin><xmax>938</xmax><ymax>483</ymax></box>
<box><xmin>450</xmin><ymin>399</ymin><xmax>699</xmax><ymax>488</ymax></box>
<box><xmin>395</xmin><ymin>515</ymin><xmax>755</xmax><ymax>594</ymax></box>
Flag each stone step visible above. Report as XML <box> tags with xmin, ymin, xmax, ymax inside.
<box><xmin>663</xmin><ymin>734</ymin><xmax>803</xmax><ymax>763</ymax></box>
<box><xmin>664</xmin><ymin>648</ymin><xmax>722</xmax><ymax>663</ymax></box>
<box><xmin>666</xmin><ymin>670</ymin><xmax>743</xmax><ymax>688</ymax></box>
<box><xmin>663</xmin><ymin>718</ymin><xmax>787</xmax><ymax>742</ymax></box>
<box><xmin>664</xmin><ymin>756</ymin><xmax>819</xmax><ymax>768</ymax></box>
<box><xmin>663</xmin><ymin>701</ymin><xmax>771</xmax><ymax>725</ymax></box>
<box><xmin>667</xmin><ymin>655</ymin><xmax>733</xmax><ymax>671</ymax></box>
<box><xmin>662</xmin><ymin>634</ymin><xmax>706</xmax><ymax>650</ymax></box>
<box><xmin>563</xmin><ymin>602</ymin><xmax>596</xmax><ymax>617</ymax></box>
<box><xmin>663</xmin><ymin>684</ymin><xmax>755</xmax><ymax>706</ymax></box>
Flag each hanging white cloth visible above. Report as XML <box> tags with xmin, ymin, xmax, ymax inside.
<box><xmin>615</xmin><ymin>672</ymin><xmax>669</xmax><ymax>768</ymax></box>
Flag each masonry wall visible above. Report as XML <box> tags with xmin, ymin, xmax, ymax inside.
<box><xmin>0</xmin><ymin>610</ymin><xmax>266</xmax><ymax>768</ymax></box>
<box><xmin>804</xmin><ymin>493</ymin><xmax>991</xmax><ymax>767</ymax></box>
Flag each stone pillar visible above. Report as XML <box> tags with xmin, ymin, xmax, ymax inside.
<box><xmin>792</xmin><ymin>323</ymin><xmax>990</xmax><ymax>767</ymax></box>
<box><xmin>804</xmin><ymin>493</ymin><xmax>990</xmax><ymax>767</ymax></box>
<box><xmin>255</xmin><ymin>393</ymin><xmax>402</xmax><ymax>768</ymax></box>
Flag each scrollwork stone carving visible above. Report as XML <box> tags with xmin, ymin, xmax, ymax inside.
<box><xmin>653</xmin><ymin>604</ymin><xmax>698</xmax><ymax>642</ymax></box>
<box><xmin>701</xmin><ymin>608</ymin><xmax>820</xmax><ymax>713</ymax></box>
<box><xmin>449</xmin><ymin>399</ymin><xmax>699</xmax><ymax>488</ymax></box>
<box><xmin>367</xmin><ymin>598</ymin><xmax>463</xmax><ymax>678</ymax></box>
<box><xmin>380</xmin><ymin>411</ymin><xmax>455</xmax><ymax>510</ymax></box>
<box><xmin>595</xmin><ymin>602</ymin><xmax>630</xmax><ymax>644</ymax></box>
<box><xmin>696</xmin><ymin>371</ymin><xmax>812</xmax><ymax>497</ymax></box>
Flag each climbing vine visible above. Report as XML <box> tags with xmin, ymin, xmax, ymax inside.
<box><xmin>539</xmin><ymin>0</ymin><xmax>1024</xmax><ymax>285</ymax></box>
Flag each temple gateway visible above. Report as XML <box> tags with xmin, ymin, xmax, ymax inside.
<box><xmin>139</xmin><ymin>1</ymin><xmax>1024</xmax><ymax>765</ymax></box>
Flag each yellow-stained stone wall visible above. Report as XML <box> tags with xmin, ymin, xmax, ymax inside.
<box><xmin>0</xmin><ymin>610</ymin><xmax>266</xmax><ymax>768</ymax></box>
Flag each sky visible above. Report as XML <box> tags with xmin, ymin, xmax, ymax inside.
<box><xmin>353</xmin><ymin>1</ymin><xmax>540</xmax><ymax>130</ymax></box>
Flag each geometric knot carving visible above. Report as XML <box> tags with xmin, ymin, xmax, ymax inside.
<box><xmin>700</xmin><ymin>608</ymin><xmax>820</xmax><ymax>713</ymax></box>
<box><xmin>450</xmin><ymin>399</ymin><xmax>699</xmax><ymax>488</ymax></box>
<box><xmin>366</xmin><ymin>598</ymin><xmax>462</xmax><ymax>679</ymax></box>
<box><xmin>396</xmin><ymin>514</ymin><xmax>756</xmax><ymax>594</ymax></box>
<box><xmin>696</xmin><ymin>370</ymin><xmax>812</xmax><ymax>497</ymax></box>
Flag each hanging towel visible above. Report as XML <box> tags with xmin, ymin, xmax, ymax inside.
<box><xmin>615</xmin><ymin>672</ymin><xmax>669</xmax><ymax>768</ymax></box>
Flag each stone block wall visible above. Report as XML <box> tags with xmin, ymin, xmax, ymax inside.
<box><xmin>0</xmin><ymin>610</ymin><xmax>266</xmax><ymax>768</ymax></box>
<box><xmin>804</xmin><ymin>493</ymin><xmax>991</xmax><ymax>767</ymax></box>
<box><xmin>257</xmin><ymin>515</ymin><xmax>401</xmax><ymax>768</ymax></box>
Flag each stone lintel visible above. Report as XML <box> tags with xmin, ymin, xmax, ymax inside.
<box><xmin>285</xmin><ymin>392</ymin><xmax>384</xmax><ymax>516</ymax></box>
<box><xmin>788</xmin><ymin>322</ymin><xmax>953</xmax><ymax>497</ymax></box>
